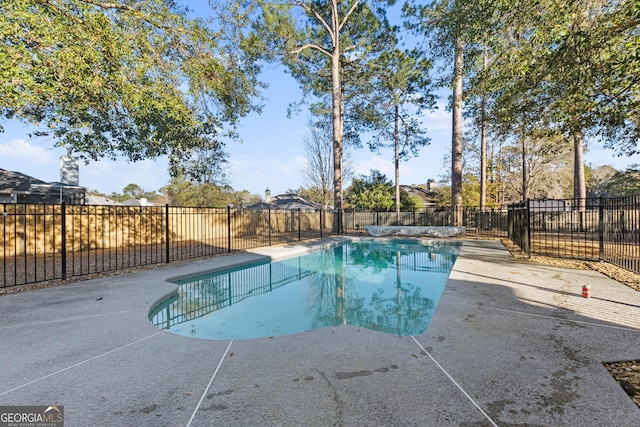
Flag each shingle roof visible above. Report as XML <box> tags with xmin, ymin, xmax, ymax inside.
<box><xmin>0</xmin><ymin>168</ymin><xmax>47</xmax><ymax>192</ymax></box>
<box><xmin>247</xmin><ymin>193</ymin><xmax>322</xmax><ymax>210</ymax></box>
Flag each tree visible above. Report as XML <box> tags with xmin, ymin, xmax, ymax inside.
<box><xmin>591</xmin><ymin>2</ymin><xmax>640</xmax><ymax>152</ymax></box>
<box><xmin>404</xmin><ymin>0</ymin><xmax>495</xmax><ymax>224</ymax></box>
<box><xmin>598</xmin><ymin>165</ymin><xmax>640</xmax><ymax>197</ymax></box>
<box><xmin>0</xmin><ymin>0</ymin><xmax>262</xmax><ymax>177</ymax></box>
<box><xmin>460</xmin><ymin>41</ymin><xmax>496</xmax><ymax>210</ymax></box>
<box><xmin>362</xmin><ymin>41</ymin><xmax>435</xmax><ymax>216</ymax></box>
<box><xmin>300</xmin><ymin>119</ymin><xmax>354</xmax><ymax>208</ymax></box>
<box><xmin>478</xmin><ymin>47</ymin><xmax>489</xmax><ymax>211</ymax></box>
<box><xmin>587</xmin><ymin>165</ymin><xmax>617</xmax><ymax>198</ymax></box>
<box><xmin>122</xmin><ymin>183</ymin><xmax>143</xmax><ymax>200</ymax></box>
<box><xmin>176</xmin><ymin>140</ymin><xmax>229</xmax><ymax>185</ymax></box>
<box><xmin>484</xmin><ymin>0</ymin><xmax>640</xmax><ymax>206</ymax></box>
<box><xmin>103</xmin><ymin>183</ymin><xmax>161</xmax><ymax>203</ymax></box>
<box><xmin>161</xmin><ymin>176</ymin><xmax>261</xmax><ymax>207</ymax></box>
<box><xmin>258</xmin><ymin>0</ymin><xmax>391</xmax><ymax>230</ymax></box>
<box><xmin>344</xmin><ymin>170</ymin><xmax>420</xmax><ymax>211</ymax></box>
<box><xmin>300</xmin><ymin>119</ymin><xmax>335</xmax><ymax>208</ymax></box>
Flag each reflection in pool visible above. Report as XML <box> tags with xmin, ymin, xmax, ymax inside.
<box><xmin>149</xmin><ymin>240</ymin><xmax>461</xmax><ymax>340</ymax></box>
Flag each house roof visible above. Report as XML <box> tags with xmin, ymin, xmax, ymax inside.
<box><xmin>247</xmin><ymin>193</ymin><xmax>322</xmax><ymax>211</ymax></box>
<box><xmin>121</xmin><ymin>198</ymin><xmax>154</xmax><ymax>207</ymax></box>
<box><xmin>86</xmin><ymin>195</ymin><xmax>120</xmax><ymax>205</ymax></box>
<box><xmin>400</xmin><ymin>185</ymin><xmax>438</xmax><ymax>206</ymax></box>
<box><xmin>0</xmin><ymin>168</ymin><xmax>47</xmax><ymax>192</ymax></box>
<box><xmin>0</xmin><ymin>168</ymin><xmax>85</xmax><ymax>193</ymax></box>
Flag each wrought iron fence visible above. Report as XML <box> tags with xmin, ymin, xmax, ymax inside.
<box><xmin>1</xmin><ymin>204</ymin><xmax>332</xmax><ymax>289</ymax></box>
<box><xmin>508</xmin><ymin>196</ymin><xmax>640</xmax><ymax>274</ymax></box>
<box><xmin>341</xmin><ymin>207</ymin><xmax>508</xmax><ymax>237</ymax></box>
<box><xmin>1</xmin><ymin>204</ymin><xmax>508</xmax><ymax>289</ymax></box>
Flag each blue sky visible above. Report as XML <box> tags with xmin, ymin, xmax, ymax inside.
<box><xmin>0</xmin><ymin>64</ymin><xmax>452</xmax><ymax>196</ymax></box>
<box><xmin>2</xmin><ymin>69</ymin><xmax>635</xmax><ymax>198</ymax></box>
<box><xmin>1</xmin><ymin>2</ymin><xmax>639</xmax><ymax>198</ymax></box>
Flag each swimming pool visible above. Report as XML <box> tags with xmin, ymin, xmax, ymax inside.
<box><xmin>149</xmin><ymin>239</ymin><xmax>461</xmax><ymax>340</ymax></box>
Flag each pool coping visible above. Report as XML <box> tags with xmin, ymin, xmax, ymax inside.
<box><xmin>1</xmin><ymin>238</ymin><xmax>639</xmax><ymax>426</ymax></box>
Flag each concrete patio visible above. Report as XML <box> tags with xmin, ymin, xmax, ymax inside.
<box><xmin>1</xmin><ymin>238</ymin><xmax>639</xmax><ymax>426</ymax></box>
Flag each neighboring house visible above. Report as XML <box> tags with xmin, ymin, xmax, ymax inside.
<box><xmin>0</xmin><ymin>168</ymin><xmax>86</xmax><ymax>204</ymax></box>
<box><xmin>86</xmin><ymin>194</ymin><xmax>120</xmax><ymax>205</ymax></box>
<box><xmin>121</xmin><ymin>198</ymin><xmax>154</xmax><ymax>207</ymax></box>
<box><xmin>246</xmin><ymin>193</ymin><xmax>322</xmax><ymax>211</ymax></box>
<box><xmin>400</xmin><ymin>185</ymin><xmax>438</xmax><ymax>208</ymax></box>
<box><xmin>85</xmin><ymin>195</ymin><xmax>154</xmax><ymax>206</ymax></box>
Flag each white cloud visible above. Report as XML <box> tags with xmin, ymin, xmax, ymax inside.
<box><xmin>0</xmin><ymin>139</ymin><xmax>63</xmax><ymax>183</ymax></box>
<box><xmin>79</xmin><ymin>156</ymin><xmax>169</xmax><ymax>194</ymax></box>
<box><xmin>0</xmin><ymin>139</ymin><xmax>55</xmax><ymax>164</ymax></box>
<box><xmin>353</xmin><ymin>155</ymin><xmax>395</xmax><ymax>178</ymax></box>
<box><xmin>422</xmin><ymin>101</ymin><xmax>451</xmax><ymax>131</ymax></box>
<box><xmin>293</xmin><ymin>155</ymin><xmax>306</xmax><ymax>168</ymax></box>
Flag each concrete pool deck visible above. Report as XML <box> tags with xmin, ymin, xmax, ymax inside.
<box><xmin>1</xmin><ymin>238</ymin><xmax>639</xmax><ymax>426</ymax></box>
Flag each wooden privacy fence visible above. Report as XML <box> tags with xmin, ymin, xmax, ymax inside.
<box><xmin>508</xmin><ymin>196</ymin><xmax>640</xmax><ymax>274</ymax></box>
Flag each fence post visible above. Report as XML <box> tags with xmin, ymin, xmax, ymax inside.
<box><xmin>268</xmin><ymin>209</ymin><xmax>272</xmax><ymax>246</ymax></box>
<box><xmin>165</xmin><ymin>204</ymin><xmax>170</xmax><ymax>263</ymax></box>
<box><xmin>598</xmin><ymin>196</ymin><xmax>605</xmax><ymax>261</ymax></box>
<box><xmin>61</xmin><ymin>202</ymin><xmax>67</xmax><ymax>280</ymax></box>
<box><xmin>319</xmin><ymin>209</ymin><xmax>323</xmax><ymax>238</ymax></box>
<box><xmin>524</xmin><ymin>199</ymin><xmax>531</xmax><ymax>256</ymax></box>
<box><xmin>227</xmin><ymin>206</ymin><xmax>231</xmax><ymax>253</ymax></box>
<box><xmin>298</xmin><ymin>209</ymin><xmax>301</xmax><ymax>241</ymax></box>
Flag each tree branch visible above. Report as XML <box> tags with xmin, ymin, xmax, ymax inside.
<box><xmin>291</xmin><ymin>43</ymin><xmax>331</xmax><ymax>57</ymax></box>
<box><xmin>293</xmin><ymin>0</ymin><xmax>335</xmax><ymax>44</ymax></box>
<box><xmin>338</xmin><ymin>0</ymin><xmax>362</xmax><ymax>32</ymax></box>
<box><xmin>70</xmin><ymin>0</ymin><xmax>193</xmax><ymax>35</ymax></box>
<box><xmin>76</xmin><ymin>0</ymin><xmax>138</xmax><ymax>12</ymax></box>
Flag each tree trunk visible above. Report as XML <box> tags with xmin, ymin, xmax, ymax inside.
<box><xmin>521</xmin><ymin>133</ymin><xmax>527</xmax><ymax>202</ymax></box>
<box><xmin>496</xmin><ymin>138</ymin><xmax>505</xmax><ymax>206</ymax></box>
<box><xmin>480</xmin><ymin>47</ymin><xmax>488</xmax><ymax>212</ymax></box>
<box><xmin>573</xmin><ymin>133</ymin><xmax>586</xmax><ymax>210</ymax></box>
<box><xmin>451</xmin><ymin>39</ymin><xmax>464</xmax><ymax>226</ymax></box>
<box><xmin>394</xmin><ymin>104</ymin><xmax>400</xmax><ymax>221</ymax></box>
<box><xmin>331</xmin><ymin>28</ymin><xmax>343</xmax><ymax>233</ymax></box>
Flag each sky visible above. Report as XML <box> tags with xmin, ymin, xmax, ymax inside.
<box><xmin>0</xmin><ymin>62</ymin><xmax>455</xmax><ymax>198</ymax></box>
<box><xmin>2</xmin><ymin>63</ymin><xmax>638</xmax><ymax>198</ymax></box>
<box><xmin>2</xmin><ymin>3</ymin><xmax>639</xmax><ymax>198</ymax></box>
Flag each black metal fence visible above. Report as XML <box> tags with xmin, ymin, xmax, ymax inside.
<box><xmin>1</xmin><ymin>204</ymin><xmax>508</xmax><ymax>289</ymax></box>
<box><xmin>1</xmin><ymin>204</ymin><xmax>333</xmax><ymax>288</ymax></box>
<box><xmin>341</xmin><ymin>208</ymin><xmax>508</xmax><ymax>236</ymax></box>
<box><xmin>508</xmin><ymin>196</ymin><xmax>640</xmax><ymax>274</ymax></box>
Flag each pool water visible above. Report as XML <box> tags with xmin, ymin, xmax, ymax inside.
<box><xmin>149</xmin><ymin>240</ymin><xmax>461</xmax><ymax>340</ymax></box>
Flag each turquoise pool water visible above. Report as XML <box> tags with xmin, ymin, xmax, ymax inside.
<box><xmin>149</xmin><ymin>240</ymin><xmax>461</xmax><ymax>340</ymax></box>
